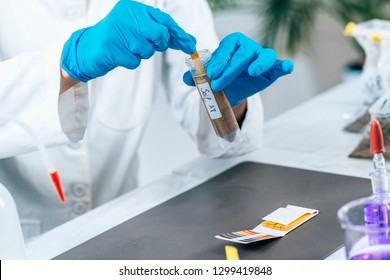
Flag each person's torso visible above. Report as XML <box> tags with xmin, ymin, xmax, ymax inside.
<box><xmin>0</xmin><ymin>0</ymin><xmax>170</xmax><ymax>238</ymax></box>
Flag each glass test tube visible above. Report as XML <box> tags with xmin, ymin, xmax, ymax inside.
<box><xmin>185</xmin><ymin>49</ymin><xmax>243</xmax><ymax>149</ymax></box>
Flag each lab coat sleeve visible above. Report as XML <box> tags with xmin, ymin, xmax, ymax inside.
<box><xmin>162</xmin><ymin>0</ymin><xmax>263</xmax><ymax>158</ymax></box>
<box><xmin>0</xmin><ymin>44</ymin><xmax>89</xmax><ymax>159</ymax></box>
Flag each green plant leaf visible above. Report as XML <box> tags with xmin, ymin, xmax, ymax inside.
<box><xmin>206</xmin><ymin>0</ymin><xmax>239</xmax><ymax>12</ymax></box>
<box><xmin>207</xmin><ymin>0</ymin><xmax>390</xmax><ymax>56</ymax></box>
<box><xmin>252</xmin><ymin>0</ymin><xmax>321</xmax><ymax>55</ymax></box>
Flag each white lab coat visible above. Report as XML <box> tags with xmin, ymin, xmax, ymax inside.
<box><xmin>0</xmin><ymin>0</ymin><xmax>263</xmax><ymax>239</ymax></box>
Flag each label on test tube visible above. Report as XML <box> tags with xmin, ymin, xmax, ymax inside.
<box><xmin>196</xmin><ymin>82</ymin><xmax>222</xmax><ymax>119</ymax></box>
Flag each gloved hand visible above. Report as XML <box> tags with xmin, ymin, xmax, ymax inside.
<box><xmin>62</xmin><ymin>0</ymin><xmax>196</xmax><ymax>82</ymax></box>
<box><xmin>183</xmin><ymin>32</ymin><xmax>293</xmax><ymax>107</ymax></box>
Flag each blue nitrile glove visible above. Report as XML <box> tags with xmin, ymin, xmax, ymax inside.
<box><xmin>62</xmin><ymin>0</ymin><xmax>196</xmax><ymax>82</ymax></box>
<box><xmin>183</xmin><ymin>32</ymin><xmax>293</xmax><ymax>107</ymax></box>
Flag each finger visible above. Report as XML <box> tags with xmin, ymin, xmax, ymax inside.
<box><xmin>247</xmin><ymin>48</ymin><xmax>277</xmax><ymax>77</ymax></box>
<box><xmin>183</xmin><ymin>71</ymin><xmax>195</xmax><ymax>86</ymax></box>
<box><xmin>206</xmin><ymin>36</ymin><xmax>239</xmax><ymax>80</ymax></box>
<box><xmin>210</xmin><ymin>46</ymin><xmax>251</xmax><ymax>92</ymax></box>
<box><xmin>139</xmin><ymin>20</ymin><xmax>170</xmax><ymax>52</ymax></box>
<box><xmin>281</xmin><ymin>60</ymin><xmax>294</xmax><ymax>74</ymax></box>
<box><xmin>130</xmin><ymin>36</ymin><xmax>156</xmax><ymax>59</ymax></box>
<box><xmin>264</xmin><ymin>59</ymin><xmax>294</xmax><ymax>81</ymax></box>
<box><xmin>115</xmin><ymin>52</ymin><xmax>142</xmax><ymax>70</ymax></box>
<box><xmin>147</xmin><ymin>6</ymin><xmax>196</xmax><ymax>54</ymax></box>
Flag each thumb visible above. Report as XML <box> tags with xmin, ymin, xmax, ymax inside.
<box><xmin>183</xmin><ymin>71</ymin><xmax>195</xmax><ymax>86</ymax></box>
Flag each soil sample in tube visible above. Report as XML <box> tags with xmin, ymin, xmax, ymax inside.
<box><xmin>186</xmin><ymin>50</ymin><xmax>243</xmax><ymax>149</ymax></box>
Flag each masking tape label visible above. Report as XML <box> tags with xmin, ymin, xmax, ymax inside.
<box><xmin>197</xmin><ymin>82</ymin><xmax>222</xmax><ymax>119</ymax></box>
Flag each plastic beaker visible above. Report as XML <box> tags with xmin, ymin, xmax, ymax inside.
<box><xmin>338</xmin><ymin>197</ymin><xmax>390</xmax><ymax>260</ymax></box>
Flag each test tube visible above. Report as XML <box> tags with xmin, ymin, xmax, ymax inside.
<box><xmin>185</xmin><ymin>49</ymin><xmax>243</xmax><ymax>149</ymax></box>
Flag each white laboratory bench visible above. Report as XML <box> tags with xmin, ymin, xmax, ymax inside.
<box><xmin>25</xmin><ymin>79</ymin><xmax>372</xmax><ymax>260</ymax></box>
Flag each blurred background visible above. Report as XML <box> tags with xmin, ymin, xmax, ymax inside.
<box><xmin>138</xmin><ymin>0</ymin><xmax>389</xmax><ymax>186</ymax></box>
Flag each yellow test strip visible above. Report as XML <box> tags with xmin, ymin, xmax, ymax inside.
<box><xmin>261</xmin><ymin>212</ymin><xmax>316</xmax><ymax>231</ymax></box>
<box><xmin>190</xmin><ymin>51</ymin><xmax>200</xmax><ymax>60</ymax></box>
<box><xmin>370</xmin><ymin>34</ymin><xmax>382</xmax><ymax>43</ymax></box>
<box><xmin>190</xmin><ymin>50</ymin><xmax>206</xmax><ymax>75</ymax></box>
<box><xmin>225</xmin><ymin>245</ymin><xmax>240</xmax><ymax>260</ymax></box>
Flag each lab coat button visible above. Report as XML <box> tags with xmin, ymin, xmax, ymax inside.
<box><xmin>72</xmin><ymin>183</ymin><xmax>87</xmax><ymax>198</ymax></box>
<box><xmin>72</xmin><ymin>202</ymin><xmax>87</xmax><ymax>215</ymax></box>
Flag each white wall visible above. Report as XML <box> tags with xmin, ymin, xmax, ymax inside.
<box><xmin>137</xmin><ymin>9</ymin><xmax>361</xmax><ymax>186</ymax></box>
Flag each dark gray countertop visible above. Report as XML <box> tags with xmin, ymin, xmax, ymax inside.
<box><xmin>55</xmin><ymin>162</ymin><xmax>371</xmax><ymax>260</ymax></box>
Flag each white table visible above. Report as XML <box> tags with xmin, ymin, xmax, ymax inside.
<box><xmin>26</xmin><ymin>79</ymin><xmax>372</xmax><ymax>260</ymax></box>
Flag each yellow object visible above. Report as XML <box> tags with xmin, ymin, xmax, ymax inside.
<box><xmin>370</xmin><ymin>34</ymin><xmax>382</xmax><ymax>43</ymax></box>
<box><xmin>343</xmin><ymin>21</ymin><xmax>386</xmax><ymax>43</ymax></box>
<box><xmin>190</xmin><ymin>51</ymin><xmax>200</xmax><ymax>60</ymax></box>
<box><xmin>261</xmin><ymin>212</ymin><xmax>316</xmax><ymax>231</ymax></box>
<box><xmin>344</xmin><ymin>21</ymin><xmax>356</xmax><ymax>36</ymax></box>
<box><xmin>225</xmin><ymin>245</ymin><xmax>240</xmax><ymax>260</ymax></box>
<box><xmin>190</xmin><ymin>51</ymin><xmax>206</xmax><ymax>75</ymax></box>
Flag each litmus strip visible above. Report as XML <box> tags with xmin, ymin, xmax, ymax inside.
<box><xmin>190</xmin><ymin>51</ymin><xmax>206</xmax><ymax>75</ymax></box>
<box><xmin>215</xmin><ymin>205</ymin><xmax>319</xmax><ymax>244</ymax></box>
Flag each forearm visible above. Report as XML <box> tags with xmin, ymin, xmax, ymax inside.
<box><xmin>0</xmin><ymin>46</ymin><xmax>77</xmax><ymax>158</ymax></box>
<box><xmin>232</xmin><ymin>99</ymin><xmax>247</xmax><ymax>127</ymax></box>
<box><xmin>60</xmin><ymin>68</ymin><xmax>79</xmax><ymax>94</ymax></box>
